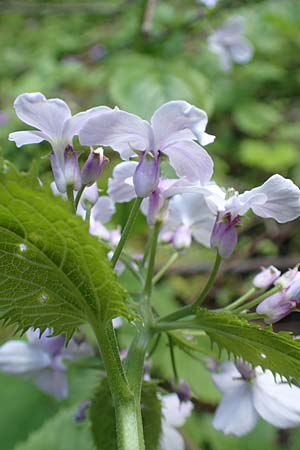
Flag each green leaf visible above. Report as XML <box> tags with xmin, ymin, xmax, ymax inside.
<box><xmin>13</xmin><ymin>406</ymin><xmax>94</xmax><ymax>450</ymax></box>
<box><xmin>0</xmin><ymin>163</ymin><xmax>129</xmax><ymax>338</ymax></box>
<box><xmin>239</xmin><ymin>139</ymin><xmax>296</xmax><ymax>172</ymax></box>
<box><xmin>234</xmin><ymin>102</ymin><xmax>281</xmax><ymax>137</ymax></box>
<box><xmin>90</xmin><ymin>379</ymin><xmax>162</xmax><ymax>450</ymax></box>
<box><xmin>188</xmin><ymin>309</ymin><xmax>300</xmax><ymax>380</ymax></box>
<box><xmin>109</xmin><ymin>53</ymin><xmax>213</xmax><ymax>120</ymax></box>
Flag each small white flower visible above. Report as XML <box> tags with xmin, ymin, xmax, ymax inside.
<box><xmin>212</xmin><ymin>361</ymin><xmax>300</xmax><ymax>436</ymax></box>
<box><xmin>208</xmin><ymin>16</ymin><xmax>253</xmax><ymax>71</ymax></box>
<box><xmin>160</xmin><ymin>394</ymin><xmax>193</xmax><ymax>450</ymax></box>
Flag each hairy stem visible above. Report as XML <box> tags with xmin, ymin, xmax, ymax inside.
<box><xmin>111</xmin><ymin>197</ymin><xmax>143</xmax><ymax>268</ymax></box>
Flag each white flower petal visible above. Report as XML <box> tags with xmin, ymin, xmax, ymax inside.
<box><xmin>108</xmin><ymin>161</ymin><xmax>138</xmax><ymax>203</ymax></box>
<box><xmin>65</xmin><ymin>105</ymin><xmax>111</xmax><ymax>139</ymax></box>
<box><xmin>240</xmin><ymin>175</ymin><xmax>300</xmax><ymax>223</ymax></box>
<box><xmin>79</xmin><ymin>109</ymin><xmax>154</xmax><ymax>159</ymax></box>
<box><xmin>161</xmin><ymin>394</ymin><xmax>193</xmax><ymax>427</ymax></box>
<box><xmin>33</xmin><ymin>368</ymin><xmax>68</xmax><ymax>400</ymax></box>
<box><xmin>13</xmin><ymin>92</ymin><xmax>71</xmax><ymax>143</ymax></box>
<box><xmin>0</xmin><ymin>341</ymin><xmax>51</xmax><ymax>374</ymax></box>
<box><xmin>230</xmin><ymin>41</ymin><xmax>254</xmax><ymax>64</ymax></box>
<box><xmin>253</xmin><ymin>371</ymin><xmax>300</xmax><ymax>428</ymax></box>
<box><xmin>160</xmin><ymin>423</ymin><xmax>185</xmax><ymax>450</ymax></box>
<box><xmin>213</xmin><ymin>384</ymin><xmax>259</xmax><ymax>436</ymax></box>
<box><xmin>91</xmin><ymin>196</ymin><xmax>115</xmax><ymax>224</ymax></box>
<box><xmin>163</xmin><ymin>140</ymin><xmax>214</xmax><ymax>184</ymax></box>
<box><xmin>151</xmin><ymin>100</ymin><xmax>214</xmax><ymax>149</ymax></box>
<box><xmin>211</xmin><ymin>361</ymin><xmax>243</xmax><ymax>393</ymax></box>
<box><xmin>8</xmin><ymin>130</ymin><xmax>48</xmax><ymax>147</ymax></box>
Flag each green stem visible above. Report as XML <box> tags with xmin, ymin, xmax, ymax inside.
<box><xmin>125</xmin><ymin>327</ymin><xmax>153</xmax><ymax>399</ymax></box>
<box><xmin>144</xmin><ymin>221</ymin><xmax>160</xmax><ymax>300</ymax></box>
<box><xmin>223</xmin><ymin>287</ymin><xmax>257</xmax><ymax>311</ymax></box>
<box><xmin>111</xmin><ymin>198</ymin><xmax>143</xmax><ymax>269</ymax></box>
<box><xmin>234</xmin><ymin>284</ymin><xmax>283</xmax><ymax>313</ymax></box>
<box><xmin>66</xmin><ymin>184</ymin><xmax>75</xmax><ymax>213</ymax></box>
<box><xmin>167</xmin><ymin>334</ymin><xmax>179</xmax><ymax>384</ymax></box>
<box><xmin>92</xmin><ymin>321</ymin><xmax>145</xmax><ymax>450</ymax></box>
<box><xmin>74</xmin><ymin>185</ymin><xmax>86</xmax><ymax>210</ymax></box>
<box><xmin>194</xmin><ymin>252</ymin><xmax>222</xmax><ymax>307</ymax></box>
<box><xmin>152</xmin><ymin>252</ymin><xmax>179</xmax><ymax>285</ymax></box>
<box><xmin>158</xmin><ymin>304</ymin><xmax>195</xmax><ymax>323</ymax></box>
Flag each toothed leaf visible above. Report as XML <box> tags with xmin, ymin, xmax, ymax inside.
<box><xmin>0</xmin><ymin>163</ymin><xmax>129</xmax><ymax>338</ymax></box>
<box><xmin>184</xmin><ymin>309</ymin><xmax>300</xmax><ymax>380</ymax></box>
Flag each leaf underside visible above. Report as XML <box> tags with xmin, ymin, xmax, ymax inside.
<box><xmin>0</xmin><ymin>162</ymin><xmax>128</xmax><ymax>338</ymax></box>
<box><xmin>193</xmin><ymin>309</ymin><xmax>300</xmax><ymax>380</ymax></box>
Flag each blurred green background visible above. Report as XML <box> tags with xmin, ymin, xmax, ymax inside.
<box><xmin>1</xmin><ymin>0</ymin><xmax>300</xmax><ymax>449</ymax></box>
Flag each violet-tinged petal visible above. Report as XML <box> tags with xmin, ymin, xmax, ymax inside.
<box><xmin>162</xmin><ymin>140</ymin><xmax>213</xmax><ymax>184</ymax></box>
<box><xmin>147</xmin><ymin>189</ymin><xmax>162</xmax><ymax>226</ymax></box>
<box><xmin>65</xmin><ymin>106</ymin><xmax>111</xmax><ymax>139</ymax></box>
<box><xmin>79</xmin><ymin>183</ymin><xmax>99</xmax><ymax>209</ymax></box>
<box><xmin>133</xmin><ymin>151</ymin><xmax>160</xmax><ymax>197</ymax></box>
<box><xmin>108</xmin><ymin>161</ymin><xmax>138</xmax><ymax>203</ymax></box>
<box><xmin>50</xmin><ymin>151</ymin><xmax>67</xmax><ymax>193</ymax></box>
<box><xmin>81</xmin><ymin>147</ymin><xmax>109</xmax><ymax>186</ymax></box>
<box><xmin>229</xmin><ymin>40</ymin><xmax>254</xmax><ymax>64</ymax></box>
<box><xmin>33</xmin><ymin>368</ymin><xmax>68</xmax><ymax>400</ymax></box>
<box><xmin>256</xmin><ymin>293</ymin><xmax>294</xmax><ymax>324</ymax></box>
<box><xmin>26</xmin><ymin>328</ymin><xmax>66</xmax><ymax>357</ymax></box>
<box><xmin>91</xmin><ymin>196</ymin><xmax>115</xmax><ymax>224</ymax></box>
<box><xmin>160</xmin><ymin>424</ymin><xmax>185</xmax><ymax>450</ymax></box>
<box><xmin>0</xmin><ymin>341</ymin><xmax>51</xmax><ymax>374</ymax></box>
<box><xmin>275</xmin><ymin>268</ymin><xmax>300</xmax><ymax>288</ymax></box>
<box><xmin>79</xmin><ymin>109</ymin><xmax>154</xmax><ymax>159</ymax></box>
<box><xmin>13</xmin><ymin>92</ymin><xmax>71</xmax><ymax>143</ymax></box>
<box><xmin>241</xmin><ymin>175</ymin><xmax>300</xmax><ymax>223</ymax></box>
<box><xmin>150</xmin><ymin>100</ymin><xmax>215</xmax><ymax>149</ymax></box>
<box><xmin>253</xmin><ymin>266</ymin><xmax>281</xmax><ymax>289</ymax></box>
<box><xmin>211</xmin><ymin>361</ymin><xmax>243</xmax><ymax>393</ymax></box>
<box><xmin>173</xmin><ymin>225</ymin><xmax>192</xmax><ymax>249</ymax></box>
<box><xmin>210</xmin><ymin>215</ymin><xmax>238</xmax><ymax>258</ymax></box>
<box><xmin>213</xmin><ymin>384</ymin><xmax>259</xmax><ymax>436</ymax></box>
<box><xmin>253</xmin><ymin>370</ymin><xmax>300</xmax><ymax>428</ymax></box>
<box><xmin>285</xmin><ymin>278</ymin><xmax>300</xmax><ymax>303</ymax></box>
<box><xmin>8</xmin><ymin>130</ymin><xmax>48</xmax><ymax>147</ymax></box>
<box><xmin>64</xmin><ymin>145</ymin><xmax>82</xmax><ymax>191</ymax></box>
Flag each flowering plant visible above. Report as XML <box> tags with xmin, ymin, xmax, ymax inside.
<box><xmin>1</xmin><ymin>92</ymin><xmax>300</xmax><ymax>450</ymax></box>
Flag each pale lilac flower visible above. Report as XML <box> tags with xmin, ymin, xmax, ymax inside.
<box><xmin>208</xmin><ymin>16</ymin><xmax>253</xmax><ymax>72</ymax></box>
<box><xmin>8</xmin><ymin>92</ymin><xmax>110</xmax><ymax>192</ymax></box>
<box><xmin>256</xmin><ymin>267</ymin><xmax>300</xmax><ymax>323</ymax></box>
<box><xmin>253</xmin><ymin>266</ymin><xmax>281</xmax><ymax>289</ymax></box>
<box><xmin>212</xmin><ymin>361</ymin><xmax>300</xmax><ymax>436</ymax></box>
<box><xmin>79</xmin><ymin>101</ymin><xmax>215</xmax><ymax>196</ymax></box>
<box><xmin>178</xmin><ymin>174</ymin><xmax>300</xmax><ymax>257</ymax></box>
<box><xmin>160</xmin><ymin>393</ymin><xmax>193</xmax><ymax>450</ymax></box>
<box><xmin>160</xmin><ymin>192</ymin><xmax>216</xmax><ymax>249</ymax></box>
<box><xmin>0</xmin><ymin>328</ymin><xmax>91</xmax><ymax>400</ymax></box>
<box><xmin>108</xmin><ymin>161</ymin><xmax>181</xmax><ymax>226</ymax></box>
<box><xmin>197</xmin><ymin>0</ymin><xmax>218</xmax><ymax>7</ymax></box>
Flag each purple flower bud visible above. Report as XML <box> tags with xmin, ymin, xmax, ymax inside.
<box><xmin>81</xmin><ymin>147</ymin><xmax>109</xmax><ymax>186</ymax></box>
<box><xmin>285</xmin><ymin>277</ymin><xmax>300</xmax><ymax>303</ymax></box>
<box><xmin>64</xmin><ymin>145</ymin><xmax>82</xmax><ymax>191</ymax></box>
<box><xmin>253</xmin><ymin>266</ymin><xmax>281</xmax><ymax>289</ymax></box>
<box><xmin>235</xmin><ymin>360</ymin><xmax>255</xmax><ymax>381</ymax></box>
<box><xmin>173</xmin><ymin>225</ymin><xmax>192</xmax><ymax>249</ymax></box>
<box><xmin>147</xmin><ymin>188</ymin><xmax>162</xmax><ymax>226</ymax></box>
<box><xmin>256</xmin><ymin>292</ymin><xmax>295</xmax><ymax>324</ymax></box>
<box><xmin>175</xmin><ymin>380</ymin><xmax>192</xmax><ymax>402</ymax></box>
<box><xmin>74</xmin><ymin>400</ymin><xmax>91</xmax><ymax>422</ymax></box>
<box><xmin>275</xmin><ymin>267</ymin><xmax>300</xmax><ymax>288</ymax></box>
<box><xmin>210</xmin><ymin>213</ymin><xmax>240</xmax><ymax>258</ymax></box>
<box><xmin>133</xmin><ymin>151</ymin><xmax>160</xmax><ymax>198</ymax></box>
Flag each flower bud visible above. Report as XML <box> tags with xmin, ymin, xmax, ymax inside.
<box><xmin>210</xmin><ymin>213</ymin><xmax>240</xmax><ymax>258</ymax></box>
<box><xmin>133</xmin><ymin>151</ymin><xmax>160</xmax><ymax>198</ymax></box>
<box><xmin>253</xmin><ymin>266</ymin><xmax>281</xmax><ymax>289</ymax></box>
<box><xmin>173</xmin><ymin>225</ymin><xmax>192</xmax><ymax>249</ymax></box>
<box><xmin>64</xmin><ymin>145</ymin><xmax>82</xmax><ymax>191</ymax></box>
<box><xmin>81</xmin><ymin>147</ymin><xmax>109</xmax><ymax>186</ymax></box>
<box><xmin>275</xmin><ymin>267</ymin><xmax>300</xmax><ymax>289</ymax></box>
<box><xmin>285</xmin><ymin>277</ymin><xmax>300</xmax><ymax>303</ymax></box>
<box><xmin>74</xmin><ymin>400</ymin><xmax>91</xmax><ymax>423</ymax></box>
<box><xmin>256</xmin><ymin>292</ymin><xmax>295</xmax><ymax>324</ymax></box>
<box><xmin>175</xmin><ymin>380</ymin><xmax>192</xmax><ymax>402</ymax></box>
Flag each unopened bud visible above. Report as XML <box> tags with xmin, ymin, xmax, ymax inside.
<box><xmin>81</xmin><ymin>147</ymin><xmax>109</xmax><ymax>186</ymax></box>
<box><xmin>253</xmin><ymin>266</ymin><xmax>281</xmax><ymax>289</ymax></box>
<box><xmin>64</xmin><ymin>145</ymin><xmax>82</xmax><ymax>191</ymax></box>
<box><xmin>133</xmin><ymin>151</ymin><xmax>160</xmax><ymax>198</ymax></box>
<box><xmin>256</xmin><ymin>292</ymin><xmax>295</xmax><ymax>324</ymax></box>
<box><xmin>210</xmin><ymin>213</ymin><xmax>240</xmax><ymax>258</ymax></box>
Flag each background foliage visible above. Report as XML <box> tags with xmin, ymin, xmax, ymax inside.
<box><xmin>1</xmin><ymin>0</ymin><xmax>300</xmax><ymax>449</ymax></box>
